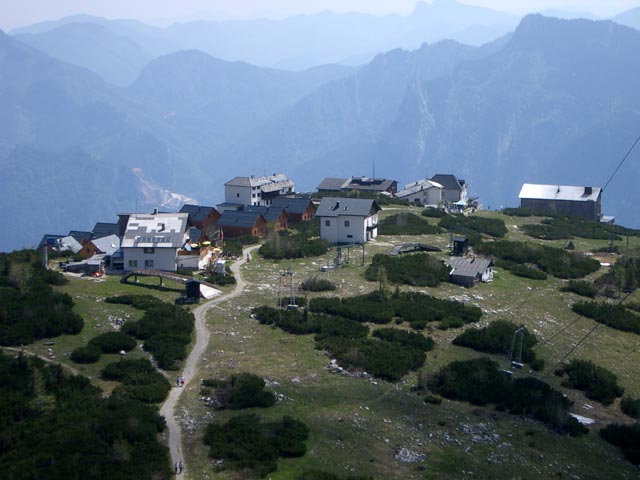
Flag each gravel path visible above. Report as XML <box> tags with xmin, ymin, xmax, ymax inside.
<box><xmin>159</xmin><ymin>245</ymin><xmax>259</xmax><ymax>477</ymax></box>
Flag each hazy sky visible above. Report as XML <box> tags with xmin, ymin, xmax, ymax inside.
<box><xmin>2</xmin><ymin>0</ymin><xmax>640</xmax><ymax>31</ymax></box>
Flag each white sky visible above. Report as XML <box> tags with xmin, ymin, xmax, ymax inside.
<box><xmin>2</xmin><ymin>0</ymin><xmax>640</xmax><ymax>31</ymax></box>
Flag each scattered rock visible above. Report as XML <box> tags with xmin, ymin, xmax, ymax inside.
<box><xmin>394</xmin><ymin>448</ymin><xmax>426</xmax><ymax>464</ymax></box>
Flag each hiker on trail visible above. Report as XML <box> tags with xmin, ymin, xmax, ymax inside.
<box><xmin>178</xmin><ymin>460</ymin><xmax>184</xmax><ymax>473</ymax></box>
<box><xmin>174</xmin><ymin>461</ymin><xmax>179</xmax><ymax>474</ymax></box>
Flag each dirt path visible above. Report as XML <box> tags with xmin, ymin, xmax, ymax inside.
<box><xmin>160</xmin><ymin>245</ymin><xmax>259</xmax><ymax>476</ymax></box>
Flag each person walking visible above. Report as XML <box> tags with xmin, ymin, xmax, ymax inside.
<box><xmin>178</xmin><ymin>460</ymin><xmax>184</xmax><ymax>474</ymax></box>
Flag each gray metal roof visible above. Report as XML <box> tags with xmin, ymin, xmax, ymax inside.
<box><xmin>317</xmin><ymin>177</ymin><xmax>348</xmax><ymax>191</ymax></box>
<box><xmin>218</xmin><ymin>211</ymin><xmax>266</xmax><ymax>228</ymax></box>
<box><xmin>122</xmin><ymin>213</ymin><xmax>188</xmax><ymax>248</ymax></box>
<box><xmin>518</xmin><ymin>183</ymin><xmax>602</xmax><ymax>202</ymax></box>
<box><xmin>225</xmin><ymin>174</ymin><xmax>294</xmax><ymax>192</ymax></box>
<box><xmin>316</xmin><ymin>197</ymin><xmax>381</xmax><ymax>218</ymax></box>
<box><xmin>396</xmin><ymin>179</ymin><xmax>443</xmax><ymax>198</ymax></box>
<box><xmin>430</xmin><ymin>174</ymin><xmax>464</xmax><ymax>191</ymax></box>
<box><xmin>343</xmin><ymin>177</ymin><xmax>397</xmax><ymax>192</ymax></box>
<box><xmin>445</xmin><ymin>256</ymin><xmax>492</xmax><ymax>278</ymax></box>
<box><xmin>270</xmin><ymin>195</ymin><xmax>315</xmax><ymax>215</ymax></box>
<box><xmin>90</xmin><ymin>235</ymin><xmax>120</xmax><ymax>256</ymax></box>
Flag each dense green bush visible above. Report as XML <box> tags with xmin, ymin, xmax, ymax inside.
<box><xmin>572</xmin><ymin>301</ymin><xmax>640</xmax><ymax>335</ymax></box>
<box><xmin>621</xmin><ymin>397</ymin><xmax>640</xmax><ymax>419</ymax></box>
<box><xmin>259</xmin><ymin>231</ymin><xmax>330</xmax><ymax>259</ymax></box>
<box><xmin>438</xmin><ymin>316</ymin><xmax>465</xmax><ymax>330</ymax></box>
<box><xmin>70</xmin><ymin>344</ymin><xmax>102</xmax><ymax>363</ymax></box>
<box><xmin>476</xmin><ymin>240</ymin><xmax>600</xmax><ymax>279</ymax></box>
<box><xmin>501</xmin><ymin>207</ymin><xmax>538</xmax><ymax>217</ymax></box>
<box><xmin>365</xmin><ymin>253</ymin><xmax>449</xmax><ymax>287</ymax></box>
<box><xmin>300</xmin><ymin>276</ymin><xmax>337</xmax><ymax>292</ymax></box>
<box><xmin>224</xmin><ymin>235</ymin><xmax>260</xmax><ymax>256</ymax></box>
<box><xmin>600</xmin><ymin>423</ymin><xmax>640</xmax><ymax>464</ymax></box>
<box><xmin>0</xmin><ymin>255</ymin><xmax>83</xmax><ymax>345</ymax></box>
<box><xmin>114</xmin><ymin>295</ymin><xmax>195</xmax><ymax>370</ymax></box>
<box><xmin>372</xmin><ymin>328</ymin><xmax>434</xmax><ymax>352</ymax></box>
<box><xmin>421</xmin><ymin>208</ymin><xmax>448</xmax><ymax>218</ymax></box>
<box><xmin>254</xmin><ymin>306</ymin><xmax>426</xmax><ymax>381</ymax></box>
<box><xmin>521</xmin><ymin>216</ymin><xmax>640</xmax><ymax>241</ymax></box>
<box><xmin>309</xmin><ymin>291</ymin><xmax>482</xmax><ymax>326</ymax></box>
<box><xmin>378</xmin><ymin>212</ymin><xmax>440</xmax><ymax>235</ymax></box>
<box><xmin>438</xmin><ymin>214</ymin><xmax>507</xmax><ymax>238</ymax></box>
<box><xmin>453</xmin><ymin>320</ymin><xmax>538</xmax><ymax>363</ymax></box>
<box><xmin>0</xmin><ymin>352</ymin><xmax>171</xmax><ymax>479</ymax></box>
<box><xmin>509</xmin><ymin>264</ymin><xmax>548</xmax><ymax>280</ymax></box>
<box><xmin>204</xmin><ymin>414</ymin><xmax>309</xmax><ymax>477</ymax></box>
<box><xmin>555</xmin><ymin>359</ymin><xmax>624</xmax><ymax>405</ymax></box>
<box><xmin>101</xmin><ymin>358</ymin><xmax>172</xmax><ymax>403</ymax></box>
<box><xmin>428</xmin><ymin>358</ymin><xmax>586</xmax><ymax>435</ymax></box>
<box><xmin>561</xmin><ymin>280</ymin><xmax>597</xmax><ymax>298</ymax></box>
<box><xmin>89</xmin><ymin>331</ymin><xmax>137</xmax><ymax>353</ymax></box>
<box><xmin>202</xmin><ymin>373</ymin><xmax>276</xmax><ymax>410</ymax></box>
<box><xmin>205</xmin><ymin>272</ymin><xmax>237</xmax><ymax>286</ymax></box>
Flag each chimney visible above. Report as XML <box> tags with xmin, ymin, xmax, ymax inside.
<box><xmin>584</xmin><ymin>186</ymin><xmax>592</xmax><ymax>195</ymax></box>
<box><xmin>152</xmin><ymin>208</ymin><xmax>159</xmax><ymax>215</ymax></box>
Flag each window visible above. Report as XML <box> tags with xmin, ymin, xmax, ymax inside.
<box><xmin>128</xmin><ymin>260</ymin><xmax>137</xmax><ymax>268</ymax></box>
<box><xmin>252</xmin><ymin>193</ymin><xmax>256</xmax><ymax>198</ymax></box>
<box><xmin>325</xmin><ymin>220</ymin><xmax>331</xmax><ymax>227</ymax></box>
<box><xmin>236</xmin><ymin>193</ymin><xmax>240</xmax><ymax>198</ymax></box>
<box><xmin>144</xmin><ymin>260</ymin><xmax>154</xmax><ymax>268</ymax></box>
<box><xmin>347</xmin><ymin>234</ymin><xmax>353</xmax><ymax>239</ymax></box>
<box><xmin>344</xmin><ymin>220</ymin><xmax>350</xmax><ymax>227</ymax></box>
<box><xmin>143</xmin><ymin>247</ymin><xmax>154</xmax><ymax>254</ymax></box>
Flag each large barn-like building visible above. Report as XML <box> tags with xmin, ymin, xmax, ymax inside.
<box><xmin>518</xmin><ymin>183</ymin><xmax>602</xmax><ymax>221</ymax></box>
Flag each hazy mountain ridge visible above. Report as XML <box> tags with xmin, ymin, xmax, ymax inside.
<box><xmin>10</xmin><ymin>1</ymin><xmax>519</xmax><ymax>71</ymax></box>
<box><xmin>15</xmin><ymin>22</ymin><xmax>153</xmax><ymax>87</ymax></box>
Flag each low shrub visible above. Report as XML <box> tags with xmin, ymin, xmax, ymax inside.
<box><xmin>421</xmin><ymin>208</ymin><xmax>447</xmax><ymax>218</ymax></box>
<box><xmin>600</xmin><ymin>423</ymin><xmax>640</xmax><ymax>464</ymax></box>
<box><xmin>204</xmin><ymin>414</ymin><xmax>309</xmax><ymax>477</ymax></box>
<box><xmin>89</xmin><ymin>331</ymin><xmax>137</xmax><ymax>353</ymax></box>
<box><xmin>621</xmin><ymin>397</ymin><xmax>640</xmax><ymax>419</ymax></box>
<box><xmin>438</xmin><ymin>214</ymin><xmax>507</xmax><ymax>238</ymax></box>
<box><xmin>428</xmin><ymin>358</ymin><xmax>586</xmax><ymax>435</ymax></box>
<box><xmin>259</xmin><ymin>232</ymin><xmax>330</xmax><ymax>259</ymax></box>
<box><xmin>453</xmin><ymin>320</ymin><xmax>538</xmax><ymax>363</ymax></box>
<box><xmin>205</xmin><ymin>272</ymin><xmax>236</xmax><ymax>286</ymax></box>
<box><xmin>202</xmin><ymin>373</ymin><xmax>276</xmax><ymax>410</ymax></box>
<box><xmin>301</xmin><ymin>277</ymin><xmax>336</xmax><ymax>292</ymax></box>
<box><xmin>510</xmin><ymin>265</ymin><xmax>548</xmax><ymax>280</ymax></box>
<box><xmin>561</xmin><ymin>280</ymin><xmax>597</xmax><ymax>298</ymax></box>
<box><xmin>476</xmin><ymin>240</ymin><xmax>600</xmax><ymax>279</ymax></box>
<box><xmin>378</xmin><ymin>212</ymin><xmax>440</xmax><ymax>235</ymax></box>
<box><xmin>101</xmin><ymin>358</ymin><xmax>171</xmax><ymax>403</ymax></box>
<box><xmin>555</xmin><ymin>359</ymin><xmax>624</xmax><ymax>405</ymax></box>
<box><xmin>423</xmin><ymin>394</ymin><xmax>443</xmax><ymax>405</ymax></box>
<box><xmin>572</xmin><ymin>301</ymin><xmax>640</xmax><ymax>335</ymax></box>
<box><xmin>438</xmin><ymin>317</ymin><xmax>465</xmax><ymax>330</ymax></box>
<box><xmin>365</xmin><ymin>253</ymin><xmax>449</xmax><ymax>287</ymax></box>
<box><xmin>70</xmin><ymin>345</ymin><xmax>102</xmax><ymax>364</ymax></box>
<box><xmin>372</xmin><ymin>328</ymin><xmax>434</xmax><ymax>352</ymax></box>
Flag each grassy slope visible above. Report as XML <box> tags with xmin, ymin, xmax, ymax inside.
<box><xmin>175</xmin><ymin>210</ymin><xmax>640</xmax><ymax>479</ymax></box>
<box><xmin>16</xmin><ymin>208</ymin><xmax>640</xmax><ymax>478</ymax></box>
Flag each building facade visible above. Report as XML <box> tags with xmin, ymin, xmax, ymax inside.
<box><xmin>224</xmin><ymin>174</ymin><xmax>295</xmax><ymax>207</ymax></box>
<box><xmin>121</xmin><ymin>212</ymin><xmax>189</xmax><ymax>272</ymax></box>
<box><xmin>518</xmin><ymin>184</ymin><xmax>602</xmax><ymax>221</ymax></box>
<box><xmin>316</xmin><ymin>197</ymin><xmax>381</xmax><ymax>244</ymax></box>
